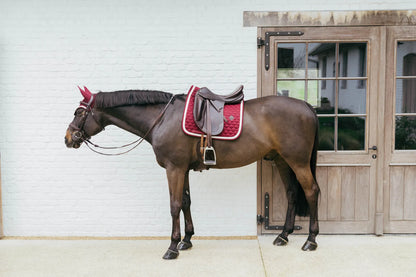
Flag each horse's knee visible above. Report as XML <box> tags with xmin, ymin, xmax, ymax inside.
<box><xmin>170</xmin><ymin>201</ymin><xmax>182</xmax><ymax>218</ymax></box>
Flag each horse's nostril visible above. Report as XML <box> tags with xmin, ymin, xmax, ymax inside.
<box><xmin>73</xmin><ymin>131</ymin><xmax>82</xmax><ymax>140</ymax></box>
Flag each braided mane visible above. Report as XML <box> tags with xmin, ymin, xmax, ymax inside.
<box><xmin>94</xmin><ymin>90</ymin><xmax>173</xmax><ymax>108</ymax></box>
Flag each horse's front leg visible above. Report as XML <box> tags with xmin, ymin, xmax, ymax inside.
<box><xmin>178</xmin><ymin>170</ymin><xmax>194</xmax><ymax>250</ymax></box>
<box><xmin>163</xmin><ymin>167</ymin><xmax>186</xmax><ymax>260</ymax></box>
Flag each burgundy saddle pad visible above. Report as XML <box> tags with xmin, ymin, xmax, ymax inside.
<box><xmin>182</xmin><ymin>85</ymin><xmax>244</xmax><ymax>140</ymax></box>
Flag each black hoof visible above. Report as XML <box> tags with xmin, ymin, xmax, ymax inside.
<box><xmin>301</xmin><ymin>240</ymin><xmax>318</xmax><ymax>251</ymax></box>
<box><xmin>178</xmin><ymin>240</ymin><xmax>193</xmax><ymax>250</ymax></box>
<box><xmin>162</xmin><ymin>249</ymin><xmax>179</xmax><ymax>260</ymax></box>
<box><xmin>273</xmin><ymin>235</ymin><xmax>288</xmax><ymax>246</ymax></box>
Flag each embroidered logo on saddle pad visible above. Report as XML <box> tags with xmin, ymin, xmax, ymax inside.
<box><xmin>182</xmin><ymin>85</ymin><xmax>244</xmax><ymax>140</ymax></box>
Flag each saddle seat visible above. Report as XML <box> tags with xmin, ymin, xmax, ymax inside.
<box><xmin>196</xmin><ymin>85</ymin><xmax>244</xmax><ymax>103</ymax></box>
<box><xmin>193</xmin><ymin>85</ymin><xmax>244</xmax><ymax>165</ymax></box>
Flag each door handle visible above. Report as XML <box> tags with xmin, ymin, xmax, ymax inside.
<box><xmin>368</xmin><ymin>145</ymin><xmax>377</xmax><ymax>159</ymax></box>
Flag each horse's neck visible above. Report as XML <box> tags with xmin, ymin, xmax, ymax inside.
<box><xmin>100</xmin><ymin>104</ymin><xmax>164</xmax><ymax>141</ymax></box>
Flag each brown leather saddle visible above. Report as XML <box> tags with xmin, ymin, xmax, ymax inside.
<box><xmin>193</xmin><ymin>85</ymin><xmax>244</xmax><ymax>165</ymax></box>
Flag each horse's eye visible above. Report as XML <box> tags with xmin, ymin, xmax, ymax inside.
<box><xmin>74</xmin><ymin>109</ymin><xmax>86</xmax><ymax>116</ymax></box>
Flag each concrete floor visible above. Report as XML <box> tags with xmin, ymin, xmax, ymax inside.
<box><xmin>0</xmin><ymin>235</ymin><xmax>415</xmax><ymax>277</ymax></box>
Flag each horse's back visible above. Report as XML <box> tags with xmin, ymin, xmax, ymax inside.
<box><xmin>244</xmin><ymin>95</ymin><xmax>317</xmax><ymax>131</ymax></box>
<box><xmin>246</xmin><ymin>95</ymin><xmax>315</xmax><ymax>116</ymax></box>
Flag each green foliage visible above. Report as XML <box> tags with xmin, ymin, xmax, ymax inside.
<box><xmin>395</xmin><ymin>116</ymin><xmax>416</xmax><ymax>150</ymax></box>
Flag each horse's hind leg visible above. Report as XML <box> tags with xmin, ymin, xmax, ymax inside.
<box><xmin>178</xmin><ymin>170</ymin><xmax>194</xmax><ymax>250</ymax></box>
<box><xmin>292</xmin><ymin>165</ymin><xmax>320</xmax><ymax>251</ymax></box>
<box><xmin>273</xmin><ymin>156</ymin><xmax>299</xmax><ymax>246</ymax></box>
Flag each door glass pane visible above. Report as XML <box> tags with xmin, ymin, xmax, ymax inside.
<box><xmin>339</xmin><ymin>80</ymin><xmax>367</xmax><ymax>114</ymax></box>
<box><xmin>396</xmin><ymin>79</ymin><xmax>416</xmax><ymax>113</ymax></box>
<box><xmin>396</xmin><ymin>41</ymin><xmax>416</xmax><ymax>76</ymax></box>
<box><xmin>277</xmin><ymin>43</ymin><xmax>306</xmax><ymax>78</ymax></box>
<box><xmin>338</xmin><ymin>117</ymin><xmax>365</xmax><ymax>150</ymax></box>
<box><xmin>318</xmin><ymin>117</ymin><xmax>335</xmax><ymax>150</ymax></box>
<box><xmin>314</xmin><ymin>80</ymin><xmax>335</xmax><ymax>114</ymax></box>
<box><xmin>395</xmin><ymin>116</ymin><xmax>416</xmax><ymax>150</ymax></box>
<box><xmin>339</xmin><ymin>43</ymin><xmax>367</xmax><ymax>77</ymax></box>
<box><xmin>395</xmin><ymin>40</ymin><xmax>416</xmax><ymax>150</ymax></box>
<box><xmin>277</xmin><ymin>80</ymin><xmax>305</xmax><ymax>99</ymax></box>
<box><xmin>308</xmin><ymin>43</ymin><xmax>336</xmax><ymax>78</ymax></box>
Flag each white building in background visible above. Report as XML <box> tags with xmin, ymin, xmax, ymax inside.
<box><xmin>0</xmin><ymin>0</ymin><xmax>415</xmax><ymax>237</ymax></box>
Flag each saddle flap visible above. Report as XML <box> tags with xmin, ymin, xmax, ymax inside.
<box><xmin>193</xmin><ymin>93</ymin><xmax>225</xmax><ymax>136</ymax></box>
<box><xmin>207</xmin><ymin>102</ymin><xmax>224</xmax><ymax>135</ymax></box>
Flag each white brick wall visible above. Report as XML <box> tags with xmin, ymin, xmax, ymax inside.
<box><xmin>0</xmin><ymin>0</ymin><xmax>415</xmax><ymax>236</ymax></box>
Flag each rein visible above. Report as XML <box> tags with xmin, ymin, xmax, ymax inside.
<box><xmin>83</xmin><ymin>95</ymin><xmax>175</xmax><ymax>156</ymax></box>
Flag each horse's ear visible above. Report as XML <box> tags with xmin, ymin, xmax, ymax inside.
<box><xmin>78</xmin><ymin>86</ymin><xmax>85</xmax><ymax>95</ymax></box>
<box><xmin>83</xmin><ymin>86</ymin><xmax>92</xmax><ymax>96</ymax></box>
<box><xmin>78</xmin><ymin>85</ymin><xmax>92</xmax><ymax>101</ymax></box>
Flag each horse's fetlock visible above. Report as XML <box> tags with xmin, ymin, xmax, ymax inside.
<box><xmin>307</xmin><ymin>234</ymin><xmax>317</xmax><ymax>242</ymax></box>
<box><xmin>171</xmin><ymin>232</ymin><xmax>181</xmax><ymax>242</ymax></box>
<box><xmin>183</xmin><ymin>232</ymin><xmax>193</xmax><ymax>243</ymax></box>
<box><xmin>285</xmin><ymin>229</ymin><xmax>294</xmax><ymax>235</ymax></box>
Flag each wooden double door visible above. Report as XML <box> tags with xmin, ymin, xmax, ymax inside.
<box><xmin>257</xmin><ymin>26</ymin><xmax>416</xmax><ymax>234</ymax></box>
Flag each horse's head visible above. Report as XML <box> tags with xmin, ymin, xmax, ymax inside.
<box><xmin>65</xmin><ymin>86</ymin><xmax>103</xmax><ymax>148</ymax></box>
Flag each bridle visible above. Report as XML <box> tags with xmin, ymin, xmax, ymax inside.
<box><xmin>70</xmin><ymin>95</ymin><xmax>175</xmax><ymax>156</ymax></box>
<box><xmin>70</xmin><ymin>108</ymin><xmax>102</xmax><ymax>142</ymax></box>
<box><xmin>69</xmin><ymin>94</ymin><xmax>103</xmax><ymax>145</ymax></box>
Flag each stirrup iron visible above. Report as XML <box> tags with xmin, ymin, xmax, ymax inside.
<box><xmin>203</xmin><ymin>146</ymin><xmax>217</xmax><ymax>165</ymax></box>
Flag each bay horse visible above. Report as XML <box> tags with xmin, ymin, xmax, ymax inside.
<box><xmin>64</xmin><ymin>86</ymin><xmax>320</xmax><ymax>259</ymax></box>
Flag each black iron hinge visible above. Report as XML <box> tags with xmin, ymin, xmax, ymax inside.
<box><xmin>257</xmin><ymin>37</ymin><xmax>265</xmax><ymax>48</ymax></box>
<box><xmin>257</xmin><ymin>192</ymin><xmax>302</xmax><ymax>231</ymax></box>
<box><xmin>257</xmin><ymin>31</ymin><xmax>304</xmax><ymax>71</ymax></box>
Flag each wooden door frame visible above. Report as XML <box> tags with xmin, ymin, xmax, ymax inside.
<box><xmin>247</xmin><ymin>10</ymin><xmax>416</xmax><ymax>235</ymax></box>
<box><xmin>256</xmin><ymin>26</ymin><xmax>381</xmax><ymax>235</ymax></box>
<box><xmin>383</xmin><ymin>26</ymin><xmax>416</xmax><ymax>233</ymax></box>
<box><xmin>0</xmin><ymin>155</ymin><xmax>3</xmax><ymax>238</ymax></box>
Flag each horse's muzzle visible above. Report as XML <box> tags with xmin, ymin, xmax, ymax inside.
<box><xmin>65</xmin><ymin>129</ymin><xmax>82</xmax><ymax>149</ymax></box>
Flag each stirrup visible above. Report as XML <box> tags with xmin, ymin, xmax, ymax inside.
<box><xmin>203</xmin><ymin>146</ymin><xmax>217</xmax><ymax>165</ymax></box>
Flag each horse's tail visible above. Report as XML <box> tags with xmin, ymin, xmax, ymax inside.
<box><xmin>294</xmin><ymin>103</ymin><xmax>320</xmax><ymax>217</ymax></box>
<box><xmin>310</xmin><ymin>104</ymin><xmax>319</xmax><ymax>183</ymax></box>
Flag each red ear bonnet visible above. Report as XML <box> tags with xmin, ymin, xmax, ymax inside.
<box><xmin>78</xmin><ymin>86</ymin><xmax>95</xmax><ymax>108</ymax></box>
